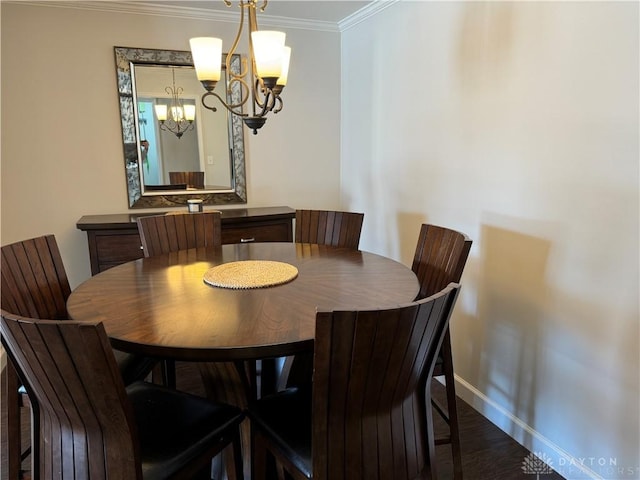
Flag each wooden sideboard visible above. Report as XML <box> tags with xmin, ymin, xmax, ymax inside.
<box><xmin>77</xmin><ymin>206</ymin><xmax>295</xmax><ymax>275</ymax></box>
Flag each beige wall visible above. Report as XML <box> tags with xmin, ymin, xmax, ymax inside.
<box><xmin>0</xmin><ymin>2</ymin><xmax>342</xmax><ymax>286</ymax></box>
<box><xmin>342</xmin><ymin>1</ymin><xmax>639</xmax><ymax>477</ymax></box>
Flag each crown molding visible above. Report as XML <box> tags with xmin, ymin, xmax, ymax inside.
<box><xmin>338</xmin><ymin>0</ymin><xmax>398</xmax><ymax>32</ymax></box>
<box><xmin>6</xmin><ymin>1</ymin><xmax>343</xmax><ymax>32</ymax></box>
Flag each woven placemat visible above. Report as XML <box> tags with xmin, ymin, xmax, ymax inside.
<box><xmin>203</xmin><ymin>260</ymin><xmax>299</xmax><ymax>289</ymax></box>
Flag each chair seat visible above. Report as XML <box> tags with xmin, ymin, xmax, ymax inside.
<box><xmin>127</xmin><ymin>382</ymin><xmax>245</xmax><ymax>480</ymax></box>
<box><xmin>249</xmin><ymin>387</ymin><xmax>312</xmax><ymax>479</ymax></box>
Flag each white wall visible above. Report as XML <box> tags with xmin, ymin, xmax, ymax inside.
<box><xmin>0</xmin><ymin>2</ymin><xmax>342</xmax><ymax>287</ymax></box>
<box><xmin>342</xmin><ymin>2</ymin><xmax>639</xmax><ymax>478</ymax></box>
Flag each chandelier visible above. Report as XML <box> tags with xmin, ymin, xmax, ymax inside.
<box><xmin>189</xmin><ymin>0</ymin><xmax>291</xmax><ymax>134</ymax></box>
<box><xmin>154</xmin><ymin>68</ymin><xmax>196</xmax><ymax>139</ymax></box>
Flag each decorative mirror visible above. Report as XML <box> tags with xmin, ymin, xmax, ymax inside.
<box><xmin>114</xmin><ymin>46</ymin><xmax>247</xmax><ymax>208</ymax></box>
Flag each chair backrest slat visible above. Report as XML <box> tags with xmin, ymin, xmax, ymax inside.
<box><xmin>1</xmin><ymin>235</ymin><xmax>71</xmax><ymax>319</ymax></box>
<box><xmin>137</xmin><ymin>211</ymin><xmax>222</xmax><ymax>257</ymax></box>
<box><xmin>295</xmin><ymin>209</ymin><xmax>364</xmax><ymax>249</ymax></box>
<box><xmin>312</xmin><ymin>284</ymin><xmax>461</xmax><ymax>480</ymax></box>
<box><xmin>411</xmin><ymin>224</ymin><xmax>472</xmax><ymax>299</ymax></box>
<box><xmin>0</xmin><ymin>311</ymin><xmax>141</xmax><ymax>478</ymax></box>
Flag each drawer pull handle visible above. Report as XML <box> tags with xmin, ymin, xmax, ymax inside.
<box><xmin>140</xmin><ymin>245</ymin><xmax>144</xmax><ymax>250</ymax></box>
<box><xmin>240</xmin><ymin>237</ymin><xmax>256</xmax><ymax>243</ymax></box>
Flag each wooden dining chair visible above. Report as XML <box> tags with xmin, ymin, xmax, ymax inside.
<box><xmin>1</xmin><ymin>234</ymin><xmax>157</xmax><ymax>479</ymax></box>
<box><xmin>136</xmin><ymin>209</ymin><xmax>247</xmax><ymax>475</ymax></box>
<box><xmin>249</xmin><ymin>283</ymin><xmax>461</xmax><ymax>480</ymax></box>
<box><xmin>1</xmin><ymin>235</ymin><xmax>160</xmax><ymax>383</ymax></box>
<box><xmin>295</xmin><ymin>209</ymin><xmax>364</xmax><ymax>248</ymax></box>
<box><xmin>137</xmin><ymin>210</ymin><xmax>222</xmax><ymax>258</ymax></box>
<box><xmin>411</xmin><ymin>224</ymin><xmax>472</xmax><ymax>480</ymax></box>
<box><xmin>275</xmin><ymin>209</ymin><xmax>366</xmax><ymax>393</ymax></box>
<box><xmin>169</xmin><ymin>171</ymin><xmax>205</xmax><ymax>189</ymax></box>
<box><xmin>136</xmin><ymin>211</ymin><xmax>223</xmax><ymax>387</ymax></box>
<box><xmin>0</xmin><ymin>310</ymin><xmax>245</xmax><ymax>480</ymax></box>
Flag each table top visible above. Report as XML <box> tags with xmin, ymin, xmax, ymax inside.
<box><xmin>67</xmin><ymin>242</ymin><xmax>420</xmax><ymax>361</ymax></box>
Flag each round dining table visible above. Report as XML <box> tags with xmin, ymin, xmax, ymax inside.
<box><xmin>67</xmin><ymin>242</ymin><xmax>420</xmax><ymax>362</ymax></box>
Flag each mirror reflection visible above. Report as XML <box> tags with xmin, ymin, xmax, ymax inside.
<box><xmin>134</xmin><ymin>65</ymin><xmax>232</xmax><ymax>190</ymax></box>
<box><xmin>114</xmin><ymin>47</ymin><xmax>247</xmax><ymax>208</ymax></box>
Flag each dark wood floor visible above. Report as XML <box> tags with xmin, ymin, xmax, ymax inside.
<box><xmin>430</xmin><ymin>381</ymin><xmax>565</xmax><ymax>480</ymax></box>
<box><xmin>9</xmin><ymin>361</ymin><xmax>565</xmax><ymax>480</ymax></box>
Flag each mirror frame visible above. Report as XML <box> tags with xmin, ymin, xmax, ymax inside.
<box><xmin>115</xmin><ymin>46</ymin><xmax>247</xmax><ymax>208</ymax></box>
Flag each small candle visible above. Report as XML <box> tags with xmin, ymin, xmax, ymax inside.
<box><xmin>187</xmin><ymin>199</ymin><xmax>203</xmax><ymax>213</ymax></box>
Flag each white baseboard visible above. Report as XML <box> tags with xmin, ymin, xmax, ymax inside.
<box><xmin>448</xmin><ymin>376</ymin><xmax>606</xmax><ymax>480</ymax></box>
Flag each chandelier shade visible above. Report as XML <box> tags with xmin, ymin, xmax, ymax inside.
<box><xmin>251</xmin><ymin>31</ymin><xmax>285</xmax><ymax>82</ymax></box>
<box><xmin>190</xmin><ymin>37</ymin><xmax>223</xmax><ymax>85</ymax></box>
<box><xmin>189</xmin><ymin>0</ymin><xmax>291</xmax><ymax>134</ymax></box>
<box><xmin>276</xmin><ymin>46</ymin><xmax>291</xmax><ymax>89</ymax></box>
<box><xmin>154</xmin><ymin>104</ymin><xmax>168</xmax><ymax>121</ymax></box>
<box><xmin>183</xmin><ymin>104</ymin><xmax>197</xmax><ymax>120</ymax></box>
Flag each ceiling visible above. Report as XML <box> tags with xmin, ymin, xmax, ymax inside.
<box><xmin>149</xmin><ymin>0</ymin><xmax>373</xmax><ymax>24</ymax></box>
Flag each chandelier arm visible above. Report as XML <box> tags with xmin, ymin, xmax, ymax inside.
<box><xmin>159</xmin><ymin>118</ymin><xmax>195</xmax><ymax>139</ymax></box>
<box><xmin>229</xmin><ymin>56</ymin><xmax>250</xmax><ymax>83</ymax></box>
<box><xmin>254</xmin><ymin>88</ymin><xmax>273</xmax><ymax>118</ymax></box>
<box><xmin>252</xmin><ymin>77</ymin><xmax>280</xmax><ymax>115</ymax></box>
<box><xmin>272</xmin><ymin>96</ymin><xmax>283</xmax><ymax>114</ymax></box>
<box><xmin>200</xmin><ymin>76</ymin><xmax>251</xmax><ymax>112</ymax></box>
<box><xmin>226</xmin><ymin>76</ymin><xmax>251</xmax><ymax>109</ymax></box>
<box><xmin>250</xmin><ymin>79</ymin><xmax>277</xmax><ymax>114</ymax></box>
<box><xmin>252</xmin><ymin>79</ymin><xmax>265</xmax><ymax>110</ymax></box>
<box><xmin>226</xmin><ymin>2</ymin><xmax>249</xmax><ymax>81</ymax></box>
<box><xmin>202</xmin><ymin>91</ymin><xmax>248</xmax><ymax>117</ymax></box>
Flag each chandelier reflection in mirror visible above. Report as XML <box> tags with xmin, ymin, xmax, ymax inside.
<box><xmin>190</xmin><ymin>0</ymin><xmax>291</xmax><ymax>135</ymax></box>
<box><xmin>154</xmin><ymin>68</ymin><xmax>196</xmax><ymax>139</ymax></box>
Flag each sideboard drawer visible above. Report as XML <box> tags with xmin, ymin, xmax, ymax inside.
<box><xmin>86</xmin><ymin>229</ymin><xmax>143</xmax><ymax>273</ymax></box>
<box><xmin>222</xmin><ymin>222</ymin><xmax>291</xmax><ymax>244</ymax></box>
<box><xmin>95</xmin><ymin>233</ymin><xmax>143</xmax><ymax>262</ymax></box>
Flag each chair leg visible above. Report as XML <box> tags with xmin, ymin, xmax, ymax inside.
<box><xmin>198</xmin><ymin>361</ymin><xmax>252</xmax><ymax>478</ymax></box>
<box><xmin>251</xmin><ymin>429</ymin><xmax>268</xmax><ymax>480</ymax></box>
<box><xmin>239</xmin><ymin>360</ymin><xmax>258</xmax><ymax>401</ymax></box>
<box><xmin>225</xmin><ymin>429</ymin><xmax>244</xmax><ymax>480</ymax></box>
<box><xmin>259</xmin><ymin>359</ymin><xmax>278</xmax><ymax>398</ymax></box>
<box><xmin>277</xmin><ymin>353</ymin><xmax>313</xmax><ymax>391</ymax></box>
<box><xmin>162</xmin><ymin>359</ymin><xmax>176</xmax><ymax>389</ymax></box>
<box><xmin>2</xmin><ymin>359</ymin><xmax>22</xmax><ymax>480</ymax></box>
<box><xmin>424</xmin><ymin>388</ymin><xmax>439</xmax><ymax>480</ymax></box>
<box><xmin>29</xmin><ymin>397</ymin><xmax>40</xmax><ymax>480</ymax></box>
<box><xmin>151</xmin><ymin>360</ymin><xmax>176</xmax><ymax>388</ymax></box>
<box><xmin>440</xmin><ymin>330</ymin><xmax>463</xmax><ymax>480</ymax></box>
